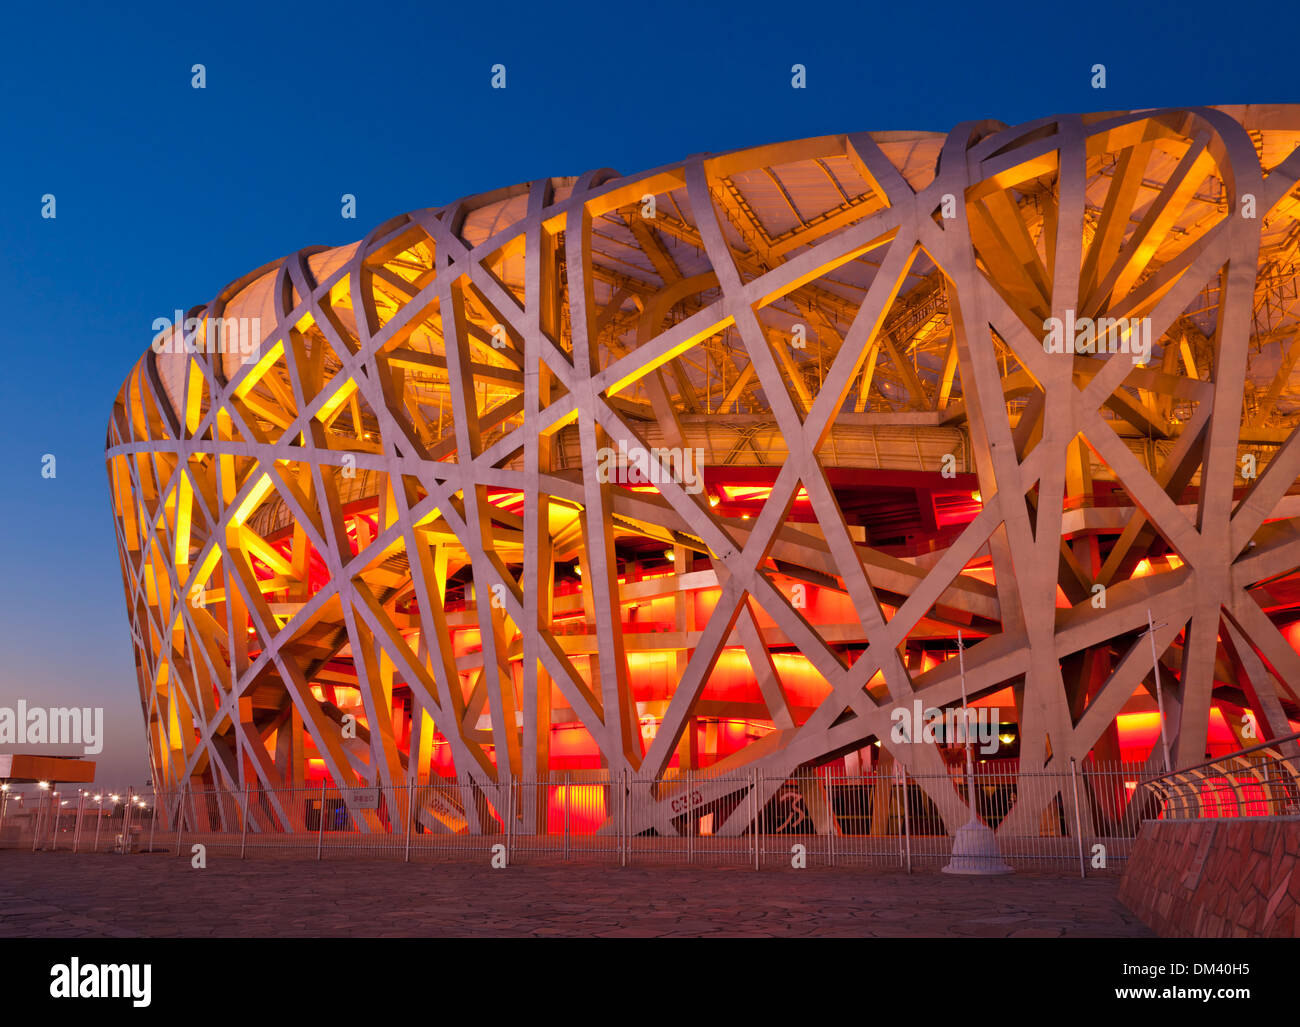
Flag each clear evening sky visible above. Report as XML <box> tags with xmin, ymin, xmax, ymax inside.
<box><xmin>0</xmin><ymin>0</ymin><xmax>1291</xmax><ymax>789</ymax></box>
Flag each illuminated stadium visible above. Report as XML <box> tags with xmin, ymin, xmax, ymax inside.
<box><xmin>106</xmin><ymin>105</ymin><xmax>1300</xmax><ymax>845</ymax></box>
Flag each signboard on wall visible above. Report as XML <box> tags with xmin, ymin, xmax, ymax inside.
<box><xmin>347</xmin><ymin>787</ymin><xmax>380</xmax><ymax>809</ymax></box>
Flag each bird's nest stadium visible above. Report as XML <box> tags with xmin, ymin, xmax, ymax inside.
<box><xmin>106</xmin><ymin>105</ymin><xmax>1300</xmax><ymax>852</ymax></box>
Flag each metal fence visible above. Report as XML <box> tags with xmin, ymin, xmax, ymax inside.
<box><xmin>1143</xmin><ymin>732</ymin><xmax>1300</xmax><ymax>820</ymax></box>
<box><xmin>13</xmin><ymin>740</ymin><xmax>1299</xmax><ymax>869</ymax></box>
<box><xmin>1</xmin><ymin>759</ymin><xmax>1166</xmax><ymax>874</ymax></box>
<box><xmin>0</xmin><ymin>789</ymin><xmax>164</xmax><ymax>855</ymax></box>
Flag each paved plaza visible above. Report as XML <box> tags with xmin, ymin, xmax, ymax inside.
<box><xmin>0</xmin><ymin>851</ymin><xmax>1152</xmax><ymax>938</ymax></box>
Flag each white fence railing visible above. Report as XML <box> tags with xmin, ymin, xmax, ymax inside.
<box><xmin>1142</xmin><ymin>731</ymin><xmax>1300</xmax><ymax>820</ymax></box>
<box><xmin>3</xmin><ymin>760</ymin><xmax>1166</xmax><ymax>874</ymax></box>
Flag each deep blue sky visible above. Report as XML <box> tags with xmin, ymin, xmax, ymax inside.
<box><xmin>0</xmin><ymin>0</ymin><xmax>1291</xmax><ymax>790</ymax></box>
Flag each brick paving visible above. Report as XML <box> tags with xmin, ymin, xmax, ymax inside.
<box><xmin>0</xmin><ymin>851</ymin><xmax>1152</xmax><ymax>938</ymax></box>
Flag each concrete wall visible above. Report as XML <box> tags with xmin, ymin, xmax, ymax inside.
<box><xmin>1118</xmin><ymin>817</ymin><xmax>1300</xmax><ymax>937</ymax></box>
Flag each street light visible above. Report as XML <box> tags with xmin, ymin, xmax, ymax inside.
<box><xmin>1141</xmin><ymin>608</ymin><xmax>1173</xmax><ymax>773</ymax></box>
<box><xmin>942</xmin><ymin>629</ymin><xmax>1012</xmax><ymax>875</ymax></box>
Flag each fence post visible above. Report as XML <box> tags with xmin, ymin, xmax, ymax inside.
<box><xmin>48</xmin><ymin>793</ymin><xmax>57</xmax><ymax>850</ymax></box>
<box><xmin>686</xmin><ymin>767</ymin><xmax>693</xmax><ymax>865</ymax></box>
<box><xmin>895</xmin><ymin>768</ymin><xmax>904</xmax><ymax>869</ymax></box>
<box><xmin>93</xmin><ymin>796</ymin><xmax>104</xmax><ymax>853</ymax></box>
<box><xmin>825</xmin><ymin>766</ymin><xmax>835</xmax><ymax>868</ymax></box>
<box><xmin>75</xmin><ymin>795</ymin><xmax>87</xmax><ymax>852</ymax></box>
<box><xmin>404</xmin><ymin>782</ymin><xmax>413</xmax><ymax>863</ymax></box>
<box><xmin>122</xmin><ymin>787</ymin><xmax>133</xmax><ymax>852</ymax></box>
<box><xmin>316</xmin><ymin>780</ymin><xmax>326</xmax><ymax>861</ymax></box>
<box><xmin>240</xmin><ymin>787</ymin><xmax>249</xmax><ymax>860</ymax></box>
<box><xmin>620</xmin><ymin>768</ymin><xmax>628</xmax><ymax>868</ymax></box>
<box><xmin>901</xmin><ymin>764</ymin><xmax>912</xmax><ymax>874</ymax></box>
<box><xmin>148</xmin><ymin>794</ymin><xmax>157</xmax><ymax>853</ymax></box>
<box><xmin>563</xmin><ymin>772</ymin><xmax>570</xmax><ymax>861</ymax></box>
<box><xmin>175</xmin><ymin>784</ymin><xmax>186</xmax><ymax>856</ymax></box>
<box><xmin>32</xmin><ymin>789</ymin><xmax>43</xmax><ymax>852</ymax></box>
<box><xmin>1070</xmin><ymin>758</ymin><xmax>1087</xmax><ymax>879</ymax></box>
<box><xmin>752</xmin><ymin>768</ymin><xmax>760</xmax><ymax>871</ymax></box>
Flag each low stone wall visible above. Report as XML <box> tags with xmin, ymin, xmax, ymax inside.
<box><xmin>1118</xmin><ymin>817</ymin><xmax>1300</xmax><ymax>937</ymax></box>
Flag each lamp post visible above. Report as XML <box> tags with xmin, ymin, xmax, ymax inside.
<box><xmin>959</xmin><ymin>632</ymin><xmax>976</xmax><ymax>811</ymax></box>
<box><xmin>1143</xmin><ymin>608</ymin><xmax>1172</xmax><ymax>773</ymax></box>
<box><xmin>943</xmin><ymin>630</ymin><xmax>1012</xmax><ymax>875</ymax></box>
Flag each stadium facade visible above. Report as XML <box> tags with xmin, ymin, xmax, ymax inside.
<box><xmin>106</xmin><ymin>106</ymin><xmax>1300</xmax><ymax>838</ymax></box>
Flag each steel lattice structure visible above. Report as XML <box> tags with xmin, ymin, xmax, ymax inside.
<box><xmin>108</xmin><ymin>106</ymin><xmax>1300</xmax><ymax>837</ymax></box>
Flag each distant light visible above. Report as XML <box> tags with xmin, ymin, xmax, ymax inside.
<box><xmin>998</xmin><ymin>733</ymin><xmax>1015</xmax><ymax>745</ymax></box>
<box><xmin>665</xmin><ymin>551</ymin><xmax>675</xmax><ymax>561</ymax></box>
<box><xmin>111</xmin><ymin>794</ymin><xmax>120</xmax><ymax>802</ymax></box>
<box><xmin>971</xmin><ymin>490</ymin><xmax>982</xmax><ymax>503</ymax></box>
<box><xmin>708</xmin><ymin>495</ymin><xmax>720</xmax><ymax>507</ymax></box>
<box><xmin>742</xmin><ymin>514</ymin><xmax>751</xmax><ymax>520</ymax></box>
<box><xmin>574</xmin><ymin>565</ymin><xmax>582</xmax><ymax>576</ymax></box>
<box><xmin>0</xmin><ymin>784</ymin><xmax>8</xmax><ymax>792</ymax></box>
<box><xmin>94</xmin><ymin>794</ymin><xmax>102</xmax><ymax>801</ymax></box>
<box><xmin>38</xmin><ymin>781</ymin><xmax>49</xmax><ymax>790</ymax></box>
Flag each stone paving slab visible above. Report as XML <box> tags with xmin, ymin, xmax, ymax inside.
<box><xmin>0</xmin><ymin>851</ymin><xmax>1152</xmax><ymax>938</ymax></box>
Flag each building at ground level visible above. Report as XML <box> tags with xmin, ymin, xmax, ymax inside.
<box><xmin>106</xmin><ymin>106</ymin><xmax>1300</xmax><ymax>838</ymax></box>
